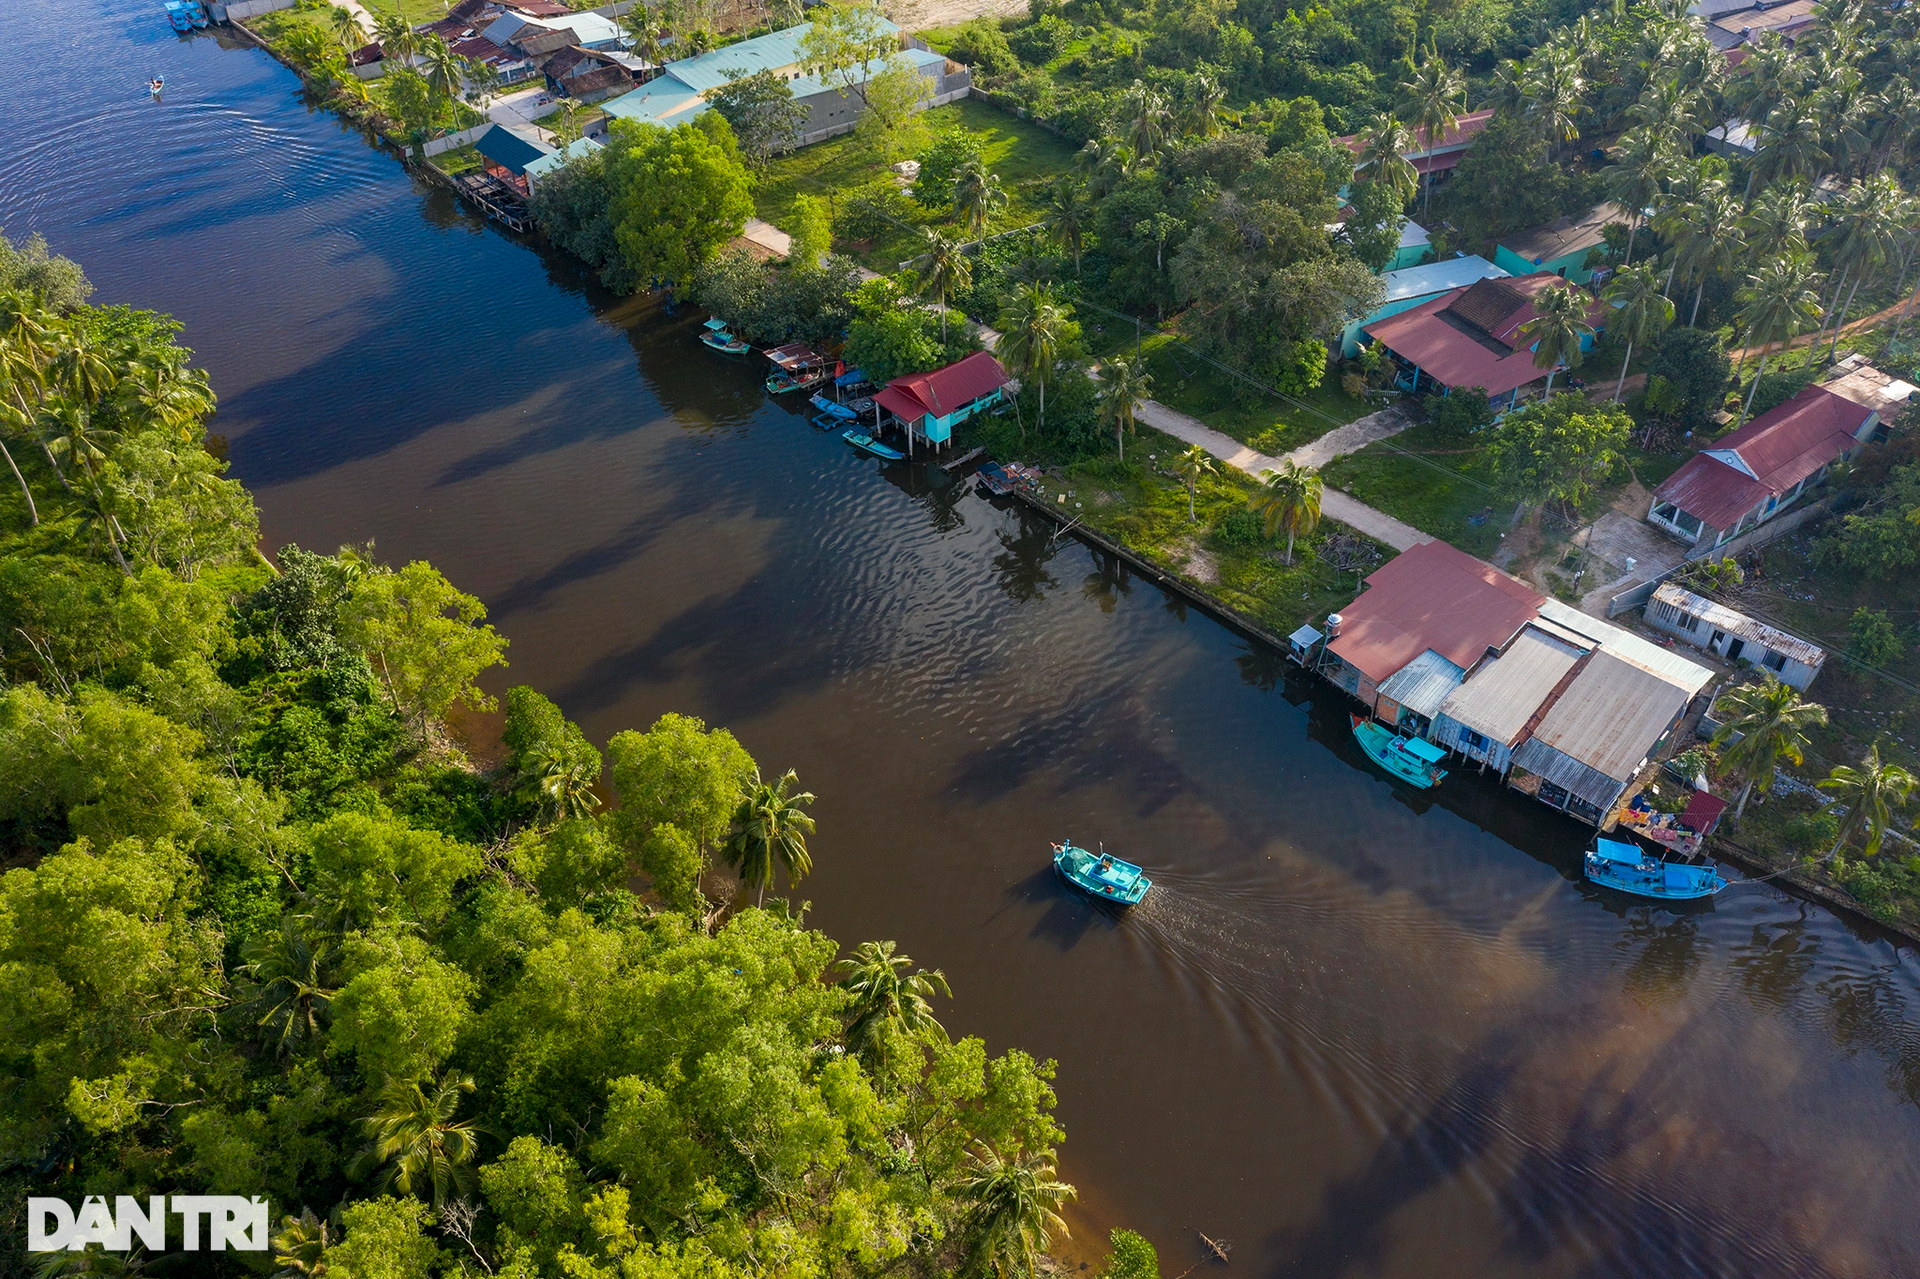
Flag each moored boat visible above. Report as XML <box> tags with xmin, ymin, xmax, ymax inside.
<box><xmin>698</xmin><ymin>318</ymin><xmax>750</xmax><ymax>355</ymax></box>
<box><xmin>1052</xmin><ymin>840</ymin><xmax>1151</xmax><ymax>905</ymax></box>
<box><xmin>841</xmin><ymin>430</ymin><xmax>904</xmax><ymax>460</ymax></box>
<box><xmin>1584</xmin><ymin>837</ymin><xmax>1727</xmax><ymax>901</ymax></box>
<box><xmin>165</xmin><ymin>1</ymin><xmax>193</xmax><ymax>31</ymax></box>
<box><xmin>187</xmin><ymin>0</ymin><xmax>209</xmax><ymax>26</ymax></box>
<box><xmin>1349</xmin><ymin>714</ymin><xmax>1447</xmax><ymax>788</ymax></box>
<box><xmin>809</xmin><ymin>392</ymin><xmax>858</xmax><ymax>421</ymax></box>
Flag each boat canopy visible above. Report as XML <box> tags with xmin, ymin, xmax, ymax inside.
<box><xmin>703</xmin><ymin>318</ymin><xmax>730</xmax><ymax>331</ymax></box>
<box><xmin>835</xmin><ymin>367</ymin><xmax>867</xmax><ymax>386</ymax></box>
<box><xmin>1402</xmin><ymin>736</ymin><xmax>1447</xmax><ymax>763</ymax></box>
<box><xmin>1663</xmin><ymin>865</ymin><xmax>1696</xmax><ymax>890</ymax></box>
<box><xmin>1594</xmin><ymin>838</ymin><xmax>1642</xmax><ymax>866</ymax></box>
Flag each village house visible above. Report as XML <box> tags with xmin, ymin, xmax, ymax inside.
<box><xmin>598</xmin><ymin>20</ymin><xmax>969</xmax><ymax>148</ymax></box>
<box><xmin>1645</xmin><ymin>367</ymin><xmax>1910</xmax><ymax>552</ymax></box>
<box><xmin>1337</xmin><ymin>255</ymin><xmax>1508</xmax><ymax>356</ymax></box>
<box><xmin>1314</xmin><ymin>542</ymin><xmax>1715</xmax><ymax>826</ymax></box>
<box><xmin>1704</xmin><ymin>0</ymin><xmax>1820</xmax><ymax>53</ymax></box>
<box><xmin>1646</xmin><ymin>582</ymin><xmax>1828</xmax><ymax>689</ymax></box>
<box><xmin>1359</xmin><ymin>272</ymin><xmax>1607</xmax><ymax>407</ymax></box>
<box><xmin>1337</xmin><ymin>110</ymin><xmax>1495</xmax><ymax>191</ymax></box>
<box><xmin>873</xmin><ymin>352</ymin><xmax>1009</xmax><ymax>454</ymax></box>
<box><xmin>1493</xmin><ymin>202</ymin><xmax>1627</xmax><ymax>285</ymax></box>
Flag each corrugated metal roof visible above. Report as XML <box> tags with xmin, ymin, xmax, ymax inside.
<box><xmin>665</xmin><ymin>18</ymin><xmax>899</xmax><ymax>91</ymax></box>
<box><xmin>1378</xmin><ymin>256</ymin><xmax>1507</xmax><ymax>306</ymax></box>
<box><xmin>787</xmin><ymin>45</ymin><xmax>944</xmax><ymax>99</ymax></box>
<box><xmin>1523</xmin><ymin>649</ymin><xmax>1693</xmax><ymax>783</ymax></box>
<box><xmin>1326</xmin><ymin>541</ymin><xmax>1543</xmax><ymax>683</ymax></box>
<box><xmin>1511</xmin><ymin>737</ymin><xmax>1625</xmax><ymax>810</ymax></box>
<box><xmin>1650</xmin><ymin>583</ymin><xmax>1827</xmax><ymax>665</ymax></box>
<box><xmin>525</xmin><ymin>135</ymin><xmax>601</xmax><ymax>177</ymax></box>
<box><xmin>1378</xmin><ymin>649</ymin><xmax>1466</xmax><ymax>718</ymax></box>
<box><xmin>600</xmin><ymin>75</ymin><xmax>705</xmax><ymax>124</ymax></box>
<box><xmin>1652</xmin><ymin>386</ymin><xmax>1871</xmax><ymax>530</ymax></box>
<box><xmin>474</xmin><ymin>123</ymin><xmax>552</xmax><ymax>174</ymax></box>
<box><xmin>1436</xmin><ymin>626</ymin><xmax>1585</xmax><ymax>744</ymax></box>
<box><xmin>1535</xmin><ymin>601</ymin><xmax>1715</xmax><ymax>694</ymax></box>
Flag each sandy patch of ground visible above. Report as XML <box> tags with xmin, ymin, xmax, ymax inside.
<box><xmin>889</xmin><ymin>0</ymin><xmax>1025</xmax><ymax>30</ymax></box>
<box><xmin>1169</xmin><ymin>536</ymin><xmax>1219</xmax><ymax>584</ymax></box>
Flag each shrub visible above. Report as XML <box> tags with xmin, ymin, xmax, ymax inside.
<box><xmin>835</xmin><ymin>178</ymin><xmax>915</xmax><ymax>242</ymax></box>
<box><xmin>1009</xmin><ymin>13</ymin><xmax>1073</xmax><ymax>64</ymax></box>
<box><xmin>1424</xmin><ymin>386</ymin><xmax>1494</xmax><ymax>435</ymax></box>
<box><xmin>914</xmin><ymin>129</ymin><xmax>985</xmax><ymax>209</ymax></box>
<box><xmin>1745</xmin><ymin>364</ymin><xmax>1817</xmax><ymax>419</ymax></box>
<box><xmin>1784</xmin><ymin>808</ymin><xmax>1838</xmax><ymax>854</ymax></box>
<box><xmin>1848</xmin><ymin>606</ymin><xmax>1903</xmax><ymax>666</ymax></box>
<box><xmin>1210</xmin><ymin>507</ymin><xmax>1266</xmax><ymax>548</ymax></box>
<box><xmin>947</xmin><ymin>18</ymin><xmax>1018</xmax><ymax>77</ymax></box>
<box><xmin>1645</xmin><ymin>327</ymin><xmax>1730</xmax><ymax>433</ymax></box>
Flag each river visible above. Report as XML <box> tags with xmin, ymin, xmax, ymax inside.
<box><xmin>8</xmin><ymin>5</ymin><xmax>1920</xmax><ymax>1275</ymax></box>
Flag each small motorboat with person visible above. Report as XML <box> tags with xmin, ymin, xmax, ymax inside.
<box><xmin>841</xmin><ymin>430</ymin><xmax>904</xmax><ymax>460</ymax></box>
<box><xmin>1052</xmin><ymin>839</ymin><xmax>1152</xmax><ymax>906</ymax></box>
<box><xmin>149</xmin><ymin>75</ymin><xmax>166</xmax><ymax>95</ymax></box>
<box><xmin>1349</xmin><ymin>715</ymin><xmax>1448</xmax><ymax>789</ymax></box>
<box><xmin>698</xmin><ymin>318</ymin><xmax>750</xmax><ymax>355</ymax></box>
<box><xmin>1584</xmin><ymin>837</ymin><xmax>1728</xmax><ymax>901</ymax></box>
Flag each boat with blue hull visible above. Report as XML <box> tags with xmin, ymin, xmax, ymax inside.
<box><xmin>809</xmin><ymin>392</ymin><xmax>857</xmax><ymax>421</ymax></box>
<box><xmin>841</xmin><ymin>430</ymin><xmax>904</xmax><ymax>460</ymax></box>
<box><xmin>1052</xmin><ymin>840</ymin><xmax>1151</xmax><ymax>905</ymax></box>
<box><xmin>698</xmin><ymin>318</ymin><xmax>750</xmax><ymax>355</ymax></box>
<box><xmin>1349</xmin><ymin>714</ymin><xmax>1447</xmax><ymax>788</ymax></box>
<box><xmin>165</xmin><ymin>1</ymin><xmax>193</xmax><ymax>31</ymax></box>
<box><xmin>1585</xmin><ymin>838</ymin><xmax>1728</xmax><ymax>901</ymax></box>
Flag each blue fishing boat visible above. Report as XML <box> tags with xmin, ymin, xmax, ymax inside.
<box><xmin>1349</xmin><ymin>714</ymin><xmax>1447</xmax><ymax>788</ymax></box>
<box><xmin>1584</xmin><ymin>837</ymin><xmax>1728</xmax><ymax>901</ymax></box>
<box><xmin>841</xmin><ymin>430</ymin><xmax>904</xmax><ymax>460</ymax></box>
<box><xmin>698</xmin><ymin>318</ymin><xmax>750</xmax><ymax>355</ymax></box>
<box><xmin>809</xmin><ymin>392</ymin><xmax>857</xmax><ymax>421</ymax></box>
<box><xmin>1052</xmin><ymin>840</ymin><xmax>1151</xmax><ymax>905</ymax></box>
<box><xmin>186</xmin><ymin>0</ymin><xmax>209</xmax><ymax>26</ymax></box>
<box><xmin>165</xmin><ymin>1</ymin><xmax>193</xmax><ymax>31</ymax></box>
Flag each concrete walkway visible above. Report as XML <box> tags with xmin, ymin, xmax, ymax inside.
<box><xmin>1281</xmin><ymin>404</ymin><xmax>1411</xmax><ymax>470</ymax></box>
<box><xmin>1133</xmin><ymin>398</ymin><xmax>1433</xmax><ymax>552</ymax></box>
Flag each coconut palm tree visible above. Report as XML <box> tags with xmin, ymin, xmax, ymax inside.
<box><xmin>349</xmin><ymin>1073</ymin><xmax>483</xmax><ymax>1209</ymax></box>
<box><xmin>1748</xmin><ymin>97</ymin><xmax>1827</xmax><ymax>197</ymax></box>
<box><xmin>418</xmin><ymin>35</ymin><xmax>465</xmax><ymax>117</ymax></box>
<box><xmin>621</xmin><ymin>2</ymin><xmax>668</xmax><ymax>68</ymax></box>
<box><xmin>835</xmin><ymin>939</ymin><xmax>950</xmax><ymax>1062</ymax></box>
<box><xmin>1732</xmin><ymin>252</ymin><xmax>1823</xmax><ymax>427</ymax></box>
<box><xmin>516</xmin><ymin>739</ymin><xmax>600</xmax><ymax>823</ymax></box>
<box><xmin>1121</xmin><ymin>82</ymin><xmax>1171</xmax><ymax>164</ymax></box>
<box><xmin>0</xmin><ymin>399</ymin><xmax>38</xmax><ymax>527</ymax></box>
<box><xmin>235</xmin><ymin>919</ymin><xmax>337</xmax><ymax>1053</ymax></box>
<box><xmin>1740</xmin><ymin>179</ymin><xmax>1815</xmax><ymax>264</ymax></box>
<box><xmin>910</xmin><ymin>229</ymin><xmax>971</xmax><ymax>346</ymax></box>
<box><xmin>1354</xmin><ymin>114</ymin><xmax>1418</xmax><ymax>208</ymax></box>
<box><xmin>1518</xmin><ymin>281</ymin><xmax>1593</xmax><ymax>395</ymax></box>
<box><xmin>1521</xmin><ymin>47</ymin><xmax>1584</xmax><ymax>158</ymax></box>
<box><xmin>372</xmin><ymin>11</ymin><xmax>418</xmax><ymax>67</ymax></box>
<box><xmin>1818</xmin><ymin>743</ymin><xmax>1917</xmax><ymax>860</ymax></box>
<box><xmin>44</xmin><ymin>401</ymin><xmax>130</xmax><ymax>572</ymax></box>
<box><xmin>957</xmin><ymin>1144</ymin><xmax>1075</xmax><ymax>1279</ymax></box>
<box><xmin>1174</xmin><ymin>444</ymin><xmax>1214</xmax><ymax>522</ymax></box>
<box><xmin>1605</xmin><ymin>128</ymin><xmax>1677</xmax><ymax>267</ymax></box>
<box><xmin>1253</xmin><ymin>461</ymin><xmax>1323</xmax><ymax>564</ymax></box>
<box><xmin>1672</xmin><ymin>188</ymin><xmax>1745</xmax><ymax>326</ymax></box>
<box><xmin>1039</xmin><ymin>180</ymin><xmax>1088</xmax><ymax>277</ymax></box>
<box><xmin>722</xmin><ymin>767</ymin><xmax>815</xmax><ymax>907</ymax></box>
<box><xmin>952</xmin><ymin>159</ymin><xmax>1007</xmax><ymax>239</ymax></box>
<box><xmin>50</xmin><ymin>318</ymin><xmax>117</xmax><ymax>407</ymax></box>
<box><xmin>270</xmin><ymin>1208</ymin><xmax>331</xmax><ymax>1277</ymax></box>
<box><xmin>1482</xmin><ymin>57</ymin><xmax>1527</xmax><ymax>114</ymax></box>
<box><xmin>329</xmin><ymin>5</ymin><xmax>365</xmax><ymax>52</ymax></box>
<box><xmin>996</xmin><ymin>284</ymin><xmax>1069</xmax><ymax>434</ymax></box>
<box><xmin>1098</xmin><ymin>356</ymin><xmax>1152</xmax><ymax>462</ymax></box>
<box><xmin>1600</xmin><ymin>264</ymin><xmax>1674</xmax><ymax>402</ymax></box>
<box><xmin>1180</xmin><ymin>73</ymin><xmax>1228</xmax><ymax>139</ymax></box>
<box><xmin>1711</xmin><ymin>676</ymin><xmax>1827</xmax><ymax>822</ymax></box>
<box><xmin>1818</xmin><ymin>173</ymin><xmax>1911</xmax><ymax>362</ymax></box>
<box><xmin>1395</xmin><ymin>51</ymin><xmax>1465</xmax><ymax>221</ymax></box>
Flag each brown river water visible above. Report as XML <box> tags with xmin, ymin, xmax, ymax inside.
<box><xmin>7</xmin><ymin>6</ymin><xmax>1920</xmax><ymax>1274</ymax></box>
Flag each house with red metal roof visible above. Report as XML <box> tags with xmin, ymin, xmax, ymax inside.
<box><xmin>1359</xmin><ymin>272</ymin><xmax>1607</xmax><ymax>409</ymax></box>
<box><xmin>1646</xmin><ymin>383</ymin><xmax>1891</xmax><ymax>552</ymax></box>
<box><xmin>1337</xmin><ymin>109</ymin><xmax>1494</xmax><ymax>185</ymax></box>
<box><xmin>873</xmin><ymin>352</ymin><xmax>1009</xmax><ymax>453</ymax></box>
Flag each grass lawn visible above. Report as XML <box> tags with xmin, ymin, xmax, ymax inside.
<box><xmin>952</xmin><ymin>414</ymin><xmax>1387</xmax><ymax>635</ymax></box>
<box><xmin>353</xmin><ymin>0</ymin><xmax>452</xmax><ymax>25</ymax></box>
<box><xmin>755</xmin><ymin>97</ymin><xmax>1081</xmax><ymax>273</ymax></box>
<box><xmin>1322</xmin><ymin>420</ymin><xmax>1516</xmax><ymax>559</ymax></box>
<box><xmin>1137</xmin><ymin>334</ymin><xmax>1377</xmax><ymax>454</ymax></box>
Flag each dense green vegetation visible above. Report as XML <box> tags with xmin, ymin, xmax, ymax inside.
<box><xmin>0</xmin><ymin>244</ymin><xmax>1129</xmax><ymax>1277</ymax></box>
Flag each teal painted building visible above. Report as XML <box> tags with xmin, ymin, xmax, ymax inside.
<box><xmin>1493</xmin><ymin>202</ymin><xmax>1627</xmax><ymax>286</ymax></box>
<box><xmin>1339</xmin><ymin>255</ymin><xmax>1508</xmax><ymax>356</ymax></box>
<box><xmin>873</xmin><ymin>352</ymin><xmax>1010</xmax><ymax>450</ymax></box>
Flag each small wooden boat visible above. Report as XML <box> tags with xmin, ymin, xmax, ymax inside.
<box><xmin>768</xmin><ymin>368</ymin><xmax>830</xmax><ymax>394</ymax></box>
<box><xmin>1052</xmin><ymin>840</ymin><xmax>1151</xmax><ymax>905</ymax></box>
<box><xmin>809</xmin><ymin>392</ymin><xmax>858</xmax><ymax>421</ymax></box>
<box><xmin>1349</xmin><ymin>714</ymin><xmax>1447</xmax><ymax>788</ymax></box>
<box><xmin>841</xmin><ymin>430</ymin><xmax>905</xmax><ymax>460</ymax></box>
<box><xmin>699</xmin><ymin>318</ymin><xmax>750</xmax><ymax>355</ymax></box>
<box><xmin>165</xmin><ymin>1</ymin><xmax>192</xmax><ymax>30</ymax></box>
<box><xmin>1585</xmin><ymin>838</ymin><xmax>1727</xmax><ymax>901</ymax></box>
<box><xmin>149</xmin><ymin>76</ymin><xmax>165</xmax><ymax>95</ymax></box>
